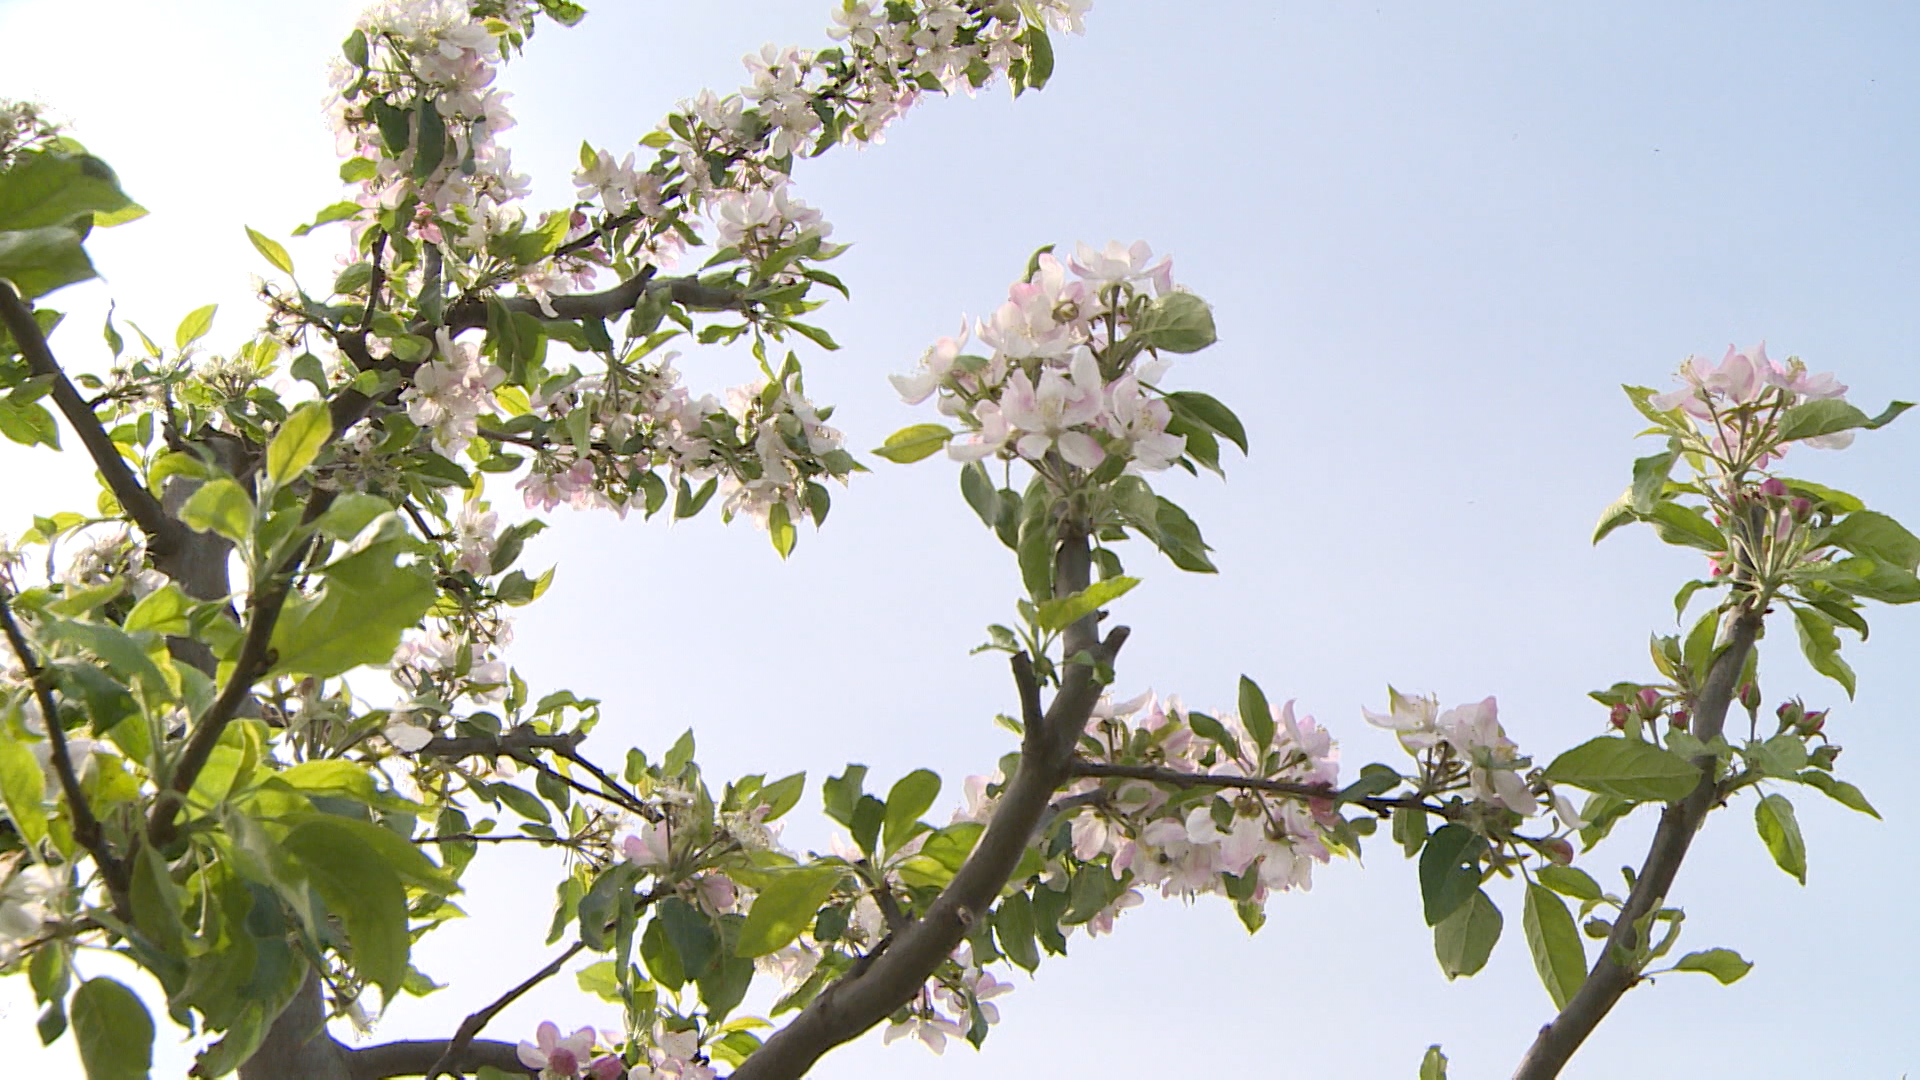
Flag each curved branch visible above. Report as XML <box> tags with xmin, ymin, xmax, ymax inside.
<box><xmin>0</xmin><ymin>282</ymin><xmax>173</xmax><ymax>543</ymax></box>
<box><xmin>442</xmin><ymin>271</ymin><xmax>744</xmax><ymax>334</ymax></box>
<box><xmin>729</xmin><ymin>531</ymin><xmax>1126</xmax><ymax>1080</ymax></box>
<box><xmin>1510</xmin><ymin>607</ymin><xmax>1764</xmax><ymax>1079</ymax></box>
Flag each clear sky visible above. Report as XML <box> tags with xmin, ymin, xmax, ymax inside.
<box><xmin>0</xmin><ymin>1</ymin><xmax>1915</xmax><ymax>1077</ymax></box>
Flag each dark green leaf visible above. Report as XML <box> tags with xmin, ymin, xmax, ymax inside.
<box><xmin>1792</xmin><ymin>604</ymin><xmax>1856</xmax><ymax>698</ymax></box>
<box><xmin>72</xmin><ymin>978</ymin><xmax>152</xmax><ymax>1080</ymax></box>
<box><xmin>1419</xmin><ymin>824</ymin><xmax>1485</xmax><ymax>926</ymax></box>
<box><xmin>1433</xmin><ymin>888</ymin><xmax>1502</xmax><ymax>979</ymax></box>
<box><xmin>1237</xmin><ymin>675</ymin><xmax>1274</xmax><ymax>752</ymax></box>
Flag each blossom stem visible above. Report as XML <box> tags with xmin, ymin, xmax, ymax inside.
<box><xmin>1067</xmin><ymin>760</ymin><xmax>1439</xmax><ymax>816</ymax></box>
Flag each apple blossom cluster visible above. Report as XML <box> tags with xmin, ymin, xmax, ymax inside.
<box><xmin>1650</xmin><ymin>342</ymin><xmax>1851</xmax><ymax>466</ymax></box>
<box><xmin>509</xmin><ymin>356</ymin><xmax>852</xmax><ymax>530</ymax></box>
<box><xmin>327</xmin><ymin>0</ymin><xmax>535</xmax><ymax>249</ymax></box>
<box><xmin>895</xmin><ymin>242</ymin><xmax>1207</xmax><ymax>477</ymax></box>
<box><xmin>1065</xmin><ymin>690</ymin><xmax>1344</xmax><ymax>903</ymax></box>
<box><xmin>1364</xmin><ymin>690</ymin><xmax>1584</xmax><ymax>830</ymax></box>
<box><xmin>516</xmin><ymin>1020</ymin><xmax>716</xmax><ymax>1080</ymax></box>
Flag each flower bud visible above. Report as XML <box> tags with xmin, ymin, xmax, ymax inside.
<box><xmin>1738</xmin><ymin>682</ymin><xmax>1760</xmax><ymax>712</ymax></box>
<box><xmin>1637</xmin><ymin>688</ymin><xmax>1663</xmax><ymax>719</ymax></box>
<box><xmin>1542</xmin><ymin>839</ymin><xmax>1574</xmax><ymax>865</ymax></box>
<box><xmin>1776</xmin><ymin>699</ymin><xmax>1804</xmax><ymax>733</ymax></box>
<box><xmin>1758</xmin><ymin>477</ymin><xmax>1788</xmax><ymax>499</ymax></box>
<box><xmin>1608</xmin><ymin>702</ymin><xmax>1631</xmax><ymax>729</ymax></box>
<box><xmin>1800</xmin><ymin>709</ymin><xmax>1827</xmax><ymax>736</ymax></box>
<box><xmin>1790</xmin><ymin>497</ymin><xmax>1813</xmax><ymax>522</ymax></box>
<box><xmin>1669</xmin><ymin>708</ymin><xmax>1690</xmax><ymax>732</ymax></box>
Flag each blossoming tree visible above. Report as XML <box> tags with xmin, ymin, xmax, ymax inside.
<box><xmin>0</xmin><ymin>3</ymin><xmax>1913</xmax><ymax>1080</ymax></box>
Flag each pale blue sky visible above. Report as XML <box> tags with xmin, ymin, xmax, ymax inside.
<box><xmin>0</xmin><ymin>1</ymin><xmax>1915</xmax><ymax>1076</ymax></box>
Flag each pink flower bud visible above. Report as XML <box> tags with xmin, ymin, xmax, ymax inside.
<box><xmin>1790</xmin><ymin>497</ymin><xmax>1813</xmax><ymax>521</ymax></box>
<box><xmin>588</xmin><ymin>1055</ymin><xmax>625</xmax><ymax>1080</ymax></box>
<box><xmin>1542</xmin><ymin>839</ymin><xmax>1574</xmax><ymax>865</ymax></box>
<box><xmin>1758</xmin><ymin>477</ymin><xmax>1788</xmax><ymax>499</ymax></box>
<box><xmin>1608</xmin><ymin>703</ymin><xmax>1631</xmax><ymax>729</ymax></box>
<box><xmin>1801</xmin><ymin>710</ymin><xmax>1826</xmax><ymax>735</ymax></box>
<box><xmin>1637</xmin><ymin>688</ymin><xmax>1663</xmax><ymax>719</ymax></box>
<box><xmin>1669</xmin><ymin>708</ymin><xmax>1690</xmax><ymax>732</ymax></box>
<box><xmin>1738</xmin><ymin>683</ymin><xmax>1760</xmax><ymax>711</ymax></box>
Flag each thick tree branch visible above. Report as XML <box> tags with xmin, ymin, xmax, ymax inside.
<box><xmin>1510</xmin><ymin>606</ymin><xmax>1764</xmax><ymax>1080</ymax></box>
<box><xmin>0</xmin><ymin>590</ymin><xmax>130</xmax><ymax>917</ymax></box>
<box><xmin>729</xmin><ymin>529</ymin><xmax>1126</xmax><ymax>1080</ymax></box>
<box><xmin>0</xmin><ymin>282</ymin><xmax>173</xmax><ymax>543</ymax></box>
<box><xmin>442</xmin><ymin>271</ymin><xmax>744</xmax><ymax>334</ymax></box>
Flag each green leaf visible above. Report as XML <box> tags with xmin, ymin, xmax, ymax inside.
<box><xmin>1645</xmin><ymin>501</ymin><xmax>1724</xmax><ymax>552</ymax></box>
<box><xmin>994</xmin><ymin>890</ymin><xmax>1040</xmax><ymax>972</ymax></box>
<box><xmin>124</xmin><ymin>583</ymin><xmax>190</xmax><ymax>635</ymax></box>
<box><xmin>1522</xmin><ymin>883</ymin><xmax>1587</xmax><ymax>1009</ymax></box>
<box><xmin>735</xmin><ymin>865</ymin><xmax>843</xmax><ymax>957</ymax></box>
<box><xmin>72</xmin><ymin>977</ymin><xmax>153</xmax><ymax>1080</ymax></box>
<box><xmin>178</xmin><ymin>479</ymin><xmax>255</xmax><ymax>543</ymax></box>
<box><xmin>1433</xmin><ymin>888</ymin><xmax>1502</xmax><ymax>979</ymax></box>
<box><xmin>1792</xmin><ymin>604</ymin><xmax>1856</xmax><ymax>699</ymax></box>
<box><xmin>244</xmin><ymin>227</ymin><xmax>293</xmax><ymax>276</ymax></box>
<box><xmin>269</xmin><ymin>525</ymin><xmax>435</xmax><ymax>678</ymax></box>
<box><xmin>1017</xmin><ymin>509</ymin><xmax>1056</xmax><ymax>602</ymax></box>
<box><xmin>1773</xmin><ymin>398</ymin><xmax>1913</xmax><ymax>443</ymax></box>
<box><xmin>959</xmin><ymin>462</ymin><xmax>1001</xmax><ymax>529</ymax></box>
<box><xmin>266</xmin><ymin>402</ymin><xmax>332</xmax><ymax>487</ymax></box>
<box><xmin>1419</xmin><ymin>824</ymin><xmax>1486</xmax><ymax>927</ymax></box>
<box><xmin>1237</xmin><ymin>675</ymin><xmax>1274</xmax><ymax>752</ymax></box>
<box><xmin>1034</xmin><ymin>575</ymin><xmax>1138</xmax><ymax>632</ymax></box>
<box><xmin>1133</xmin><ymin>291</ymin><xmax>1216</xmax><ymax>353</ymax></box>
<box><xmin>871</xmin><ymin>423</ymin><xmax>952</xmax><ymax>464</ymax></box>
<box><xmin>1592</xmin><ymin>491</ymin><xmax>1636</xmax><ymax>545</ymax></box>
<box><xmin>1754</xmin><ymin>794</ymin><xmax>1807</xmax><ymax>885</ymax></box>
<box><xmin>1629</xmin><ymin>451</ymin><xmax>1675</xmax><ymax>514</ymax></box>
<box><xmin>174</xmin><ymin>303</ymin><xmax>217</xmax><ymax>350</ymax></box>
<box><xmin>1419</xmin><ymin>1045</ymin><xmax>1449</xmax><ymax>1080</ymax></box>
<box><xmin>1543</xmin><ymin>736</ymin><xmax>1700</xmax><ymax>803</ymax></box>
<box><xmin>1827</xmin><ymin>510</ymin><xmax>1920</xmax><ymax>571</ymax></box>
<box><xmin>0</xmin><ymin>223</ymin><xmax>95</xmax><ymax>297</ymax></box>
<box><xmin>1163</xmin><ymin>390</ymin><xmax>1248</xmax><ymax>453</ymax></box>
<box><xmin>1021</xmin><ymin>25</ymin><xmax>1054</xmax><ymax>90</ymax></box>
<box><xmin>412</xmin><ymin>97</ymin><xmax>447</xmax><ymax>180</ymax></box>
<box><xmin>1795</xmin><ymin>770</ymin><xmax>1879</xmax><ymax>819</ymax></box>
<box><xmin>280</xmin><ymin>816</ymin><xmax>413</xmax><ymax>996</ymax></box>
<box><xmin>0</xmin><ymin>732</ymin><xmax>49</xmax><ymax>849</ymax></box>
<box><xmin>881</xmin><ymin>769</ymin><xmax>940</xmax><ymax>855</ymax></box>
<box><xmin>658</xmin><ymin>897</ymin><xmax>718</xmax><ymax>977</ymax></box>
<box><xmin>0</xmin><ymin>152</ymin><xmax>135</xmax><ymax>231</ymax></box>
<box><xmin>1672</xmin><ymin>947</ymin><xmax>1752</xmax><ymax>984</ymax></box>
<box><xmin>1536</xmin><ymin>865</ymin><xmax>1603</xmax><ymax>902</ymax></box>
<box><xmin>767</xmin><ymin>501</ymin><xmax>797</xmax><ymax>560</ymax></box>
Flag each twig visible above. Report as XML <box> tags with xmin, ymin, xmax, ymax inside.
<box><xmin>559</xmin><ymin>747</ymin><xmax>663</xmax><ymax>823</ymax></box>
<box><xmin>416</xmin><ymin>726</ymin><xmax>585</xmax><ymax>761</ymax></box>
<box><xmin>1068</xmin><ymin>760</ymin><xmax>1433</xmax><ymax>815</ymax></box>
<box><xmin>419</xmin><ymin>940</ymin><xmax>586</xmax><ymax>1080</ymax></box>
<box><xmin>0</xmin><ymin>283</ymin><xmax>172</xmax><ymax>542</ymax></box>
<box><xmin>0</xmin><ymin>592</ymin><xmax>130</xmax><ymax>917</ymax></box>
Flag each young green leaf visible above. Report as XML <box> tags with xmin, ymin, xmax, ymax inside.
<box><xmin>1543</xmin><ymin>737</ymin><xmax>1700</xmax><ymax>803</ymax></box>
<box><xmin>1522</xmin><ymin>883</ymin><xmax>1587</xmax><ymax>1009</ymax></box>
<box><xmin>871</xmin><ymin>423</ymin><xmax>953</xmax><ymax>464</ymax></box>
<box><xmin>1672</xmin><ymin>947</ymin><xmax>1753</xmax><ymax>984</ymax></box>
<box><xmin>1754</xmin><ymin>794</ymin><xmax>1807</xmax><ymax>884</ymax></box>
<box><xmin>881</xmin><ymin>769</ymin><xmax>940</xmax><ymax>855</ymax></box>
<box><xmin>1034</xmin><ymin>576</ymin><xmax>1139</xmax><ymax>631</ymax></box>
<box><xmin>244</xmin><ymin>226</ymin><xmax>294</xmax><ymax>275</ymax></box>
<box><xmin>174</xmin><ymin>302</ymin><xmax>217</xmax><ymax>350</ymax></box>
<box><xmin>1238</xmin><ymin>675</ymin><xmax>1274</xmax><ymax>752</ymax></box>
<box><xmin>735</xmin><ymin>866</ymin><xmax>843</xmax><ymax>957</ymax></box>
<box><xmin>266</xmin><ymin>402</ymin><xmax>332</xmax><ymax>487</ymax></box>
